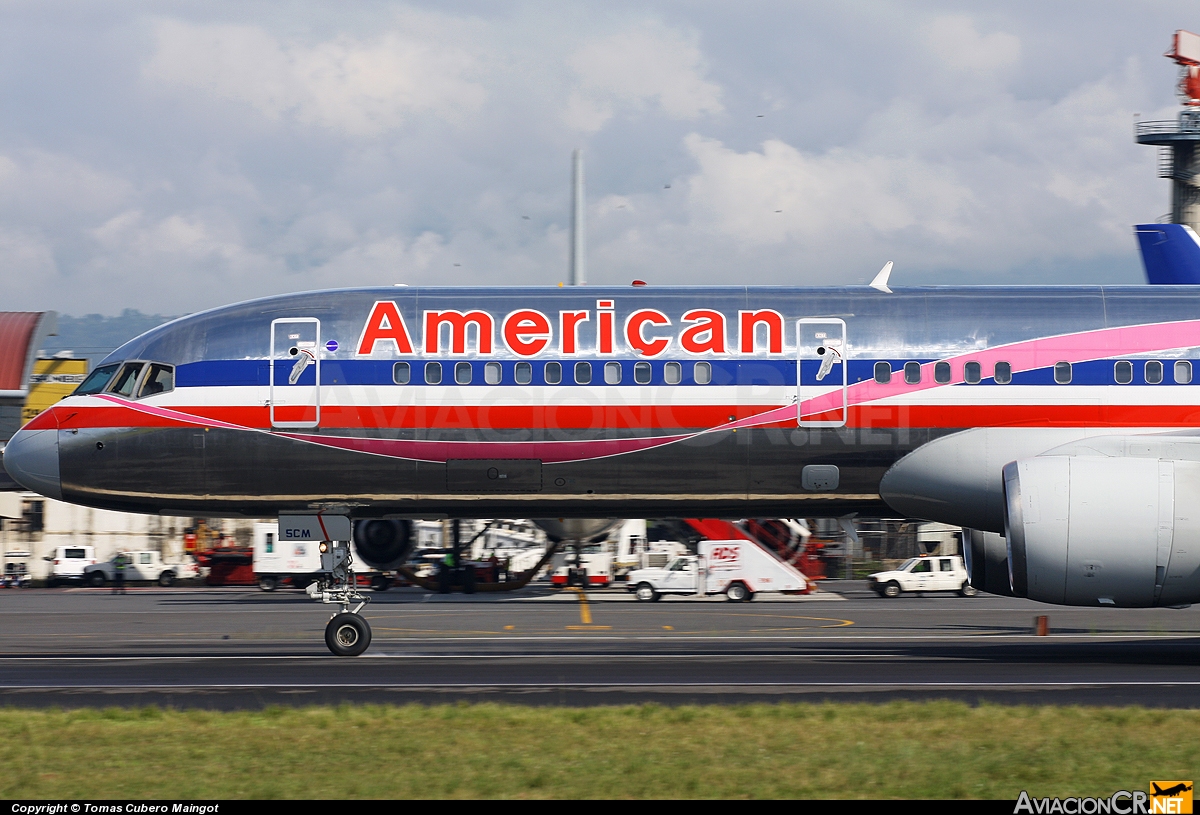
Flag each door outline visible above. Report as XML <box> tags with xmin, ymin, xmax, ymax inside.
<box><xmin>797</xmin><ymin>318</ymin><xmax>847</xmax><ymax>427</ymax></box>
<box><xmin>270</xmin><ymin>317</ymin><xmax>321</xmax><ymax>429</ymax></box>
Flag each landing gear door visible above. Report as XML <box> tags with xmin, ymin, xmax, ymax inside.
<box><xmin>797</xmin><ymin>318</ymin><xmax>846</xmax><ymax>427</ymax></box>
<box><xmin>270</xmin><ymin>318</ymin><xmax>321</xmax><ymax>429</ymax></box>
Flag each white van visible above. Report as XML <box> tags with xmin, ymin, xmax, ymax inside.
<box><xmin>626</xmin><ymin>540</ymin><xmax>811</xmax><ymax>602</ymax></box>
<box><xmin>45</xmin><ymin>545</ymin><xmax>97</xmax><ymax>586</ymax></box>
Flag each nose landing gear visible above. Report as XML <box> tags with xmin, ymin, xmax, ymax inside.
<box><xmin>307</xmin><ymin>540</ymin><xmax>372</xmax><ymax>656</ymax></box>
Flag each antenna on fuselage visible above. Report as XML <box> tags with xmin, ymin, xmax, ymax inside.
<box><xmin>569</xmin><ymin>148</ymin><xmax>586</xmax><ymax>286</ymax></box>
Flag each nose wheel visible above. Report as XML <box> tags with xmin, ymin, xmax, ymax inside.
<box><xmin>325</xmin><ymin>612</ymin><xmax>372</xmax><ymax>657</ymax></box>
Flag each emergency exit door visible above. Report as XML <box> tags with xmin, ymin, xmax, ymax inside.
<box><xmin>270</xmin><ymin>318</ymin><xmax>321</xmax><ymax>429</ymax></box>
<box><xmin>797</xmin><ymin>318</ymin><xmax>847</xmax><ymax>427</ymax></box>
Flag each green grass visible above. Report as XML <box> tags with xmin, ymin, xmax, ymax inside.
<box><xmin>0</xmin><ymin>701</ymin><xmax>1194</xmax><ymax>799</ymax></box>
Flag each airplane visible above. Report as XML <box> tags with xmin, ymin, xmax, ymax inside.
<box><xmin>1136</xmin><ymin>224</ymin><xmax>1200</xmax><ymax>284</ymax></box>
<box><xmin>1151</xmin><ymin>783</ymin><xmax>1193</xmax><ymax>798</ymax></box>
<box><xmin>6</xmin><ymin>283</ymin><xmax>1200</xmax><ymax>655</ymax></box>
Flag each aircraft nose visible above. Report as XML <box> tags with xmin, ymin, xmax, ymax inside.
<box><xmin>2</xmin><ymin>428</ymin><xmax>62</xmax><ymax>500</ymax></box>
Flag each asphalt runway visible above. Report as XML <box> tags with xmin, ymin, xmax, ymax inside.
<box><xmin>1</xmin><ymin>581</ymin><xmax>1198</xmax><ymax>708</ymax></box>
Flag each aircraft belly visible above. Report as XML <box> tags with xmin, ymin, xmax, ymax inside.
<box><xmin>56</xmin><ymin>422</ymin><xmax>923</xmax><ymax>518</ymax></box>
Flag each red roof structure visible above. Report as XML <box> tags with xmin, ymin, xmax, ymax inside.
<box><xmin>0</xmin><ymin>312</ymin><xmax>56</xmax><ymax>395</ymax></box>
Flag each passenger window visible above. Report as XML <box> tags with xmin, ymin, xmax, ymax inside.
<box><xmin>873</xmin><ymin>361</ymin><xmax>891</xmax><ymax>384</ymax></box>
<box><xmin>140</xmin><ymin>553</ymin><xmax>151</xmax><ymax>564</ymax></box>
<box><xmin>515</xmin><ymin>362</ymin><xmax>532</xmax><ymax>385</ymax></box>
<box><xmin>939</xmin><ymin>559</ymin><xmax>953</xmax><ymax>571</ymax></box>
<box><xmin>1114</xmin><ymin>360</ymin><xmax>1132</xmax><ymax>385</ymax></box>
<box><xmin>903</xmin><ymin>361</ymin><xmax>921</xmax><ymax>385</ymax></box>
<box><xmin>137</xmin><ymin>364</ymin><xmax>174</xmax><ymax>398</ymax></box>
<box><xmin>393</xmin><ymin>362</ymin><xmax>410</xmax><ymax>385</ymax></box>
<box><xmin>664</xmin><ymin>361</ymin><xmax>682</xmax><ymax>385</ymax></box>
<box><xmin>425</xmin><ymin>362</ymin><xmax>442</xmax><ymax>385</ymax></box>
<box><xmin>109</xmin><ymin>362</ymin><xmax>145</xmax><ymax>397</ymax></box>
<box><xmin>75</xmin><ymin>363</ymin><xmax>120</xmax><ymax>396</ymax></box>
<box><xmin>634</xmin><ymin>362</ymin><xmax>652</xmax><ymax>384</ymax></box>
<box><xmin>455</xmin><ymin>362</ymin><xmax>472</xmax><ymax>385</ymax></box>
<box><xmin>911</xmin><ymin>560</ymin><xmax>931</xmax><ymax>573</ymax></box>
<box><xmin>694</xmin><ymin>361</ymin><xmax>712</xmax><ymax>385</ymax></box>
<box><xmin>994</xmin><ymin>361</ymin><xmax>1012</xmax><ymax>384</ymax></box>
<box><xmin>934</xmin><ymin>361</ymin><xmax>951</xmax><ymax>384</ymax></box>
<box><xmin>1175</xmin><ymin>360</ymin><xmax>1192</xmax><ymax>384</ymax></box>
<box><xmin>964</xmin><ymin>361</ymin><xmax>981</xmax><ymax>384</ymax></box>
<box><xmin>1054</xmin><ymin>362</ymin><xmax>1072</xmax><ymax>384</ymax></box>
<box><xmin>544</xmin><ymin>361</ymin><xmax>562</xmax><ymax>385</ymax></box>
<box><xmin>1146</xmin><ymin>360</ymin><xmax>1163</xmax><ymax>384</ymax></box>
<box><xmin>574</xmin><ymin>361</ymin><xmax>592</xmax><ymax>384</ymax></box>
<box><xmin>604</xmin><ymin>361</ymin><xmax>622</xmax><ymax>384</ymax></box>
<box><xmin>484</xmin><ymin>362</ymin><xmax>502</xmax><ymax>385</ymax></box>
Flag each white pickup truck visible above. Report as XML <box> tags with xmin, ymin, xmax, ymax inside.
<box><xmin>626</xmin><ymin>540</ymin><xmax>810</xmax><ymax>602</ymax></box>
<box><xmin>867</xmin><ymin>555</ymin><xmax>977</xmax><ymax>598</ymax></box>
<box><xmin>84</xmin><ymin>550</ymin><xmax>199</xmax><ymax>587</ymax></box>
<box><xmin>45</xmin><ymin>545</ymin><xmax>98</xmax><ymax>587</ymax></box>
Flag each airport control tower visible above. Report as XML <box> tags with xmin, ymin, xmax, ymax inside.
<box><xmin>1137</xmin><ymin>30</ymin><xmax>1200</xmax><ymax>231</ymax></box>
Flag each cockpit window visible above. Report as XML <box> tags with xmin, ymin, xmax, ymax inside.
<box><xmin>108</xmin><ymin>362</ymin><xmax>145</xmax><ymax>397</ymax></box>
<box><xmin>137</xmin><ymin>364</ymin><xmax>174</xmax><ymax>398</ymax></box>
<box><xmin>74</xmin><ymin>364</ymin><xmax>120</xmax><ymax>396</ymax></box>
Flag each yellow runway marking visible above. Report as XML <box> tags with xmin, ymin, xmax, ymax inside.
<box><xmin>504</xmin><ymin>625</ymin><xmax>515</xmax><ymax>630</ymax></box>
<box><xmin>722</xmin><ymin>613</ymin><xmax>855</xmax><ymax>628</ymax></box>
<box><xmin>568</xmin><ymin>587</ymin><xmax>609</xmax><ymax>630</ymax></box>
<box><xmin>663</xmin><ymin>625</ymin><xmax>674</xmax><ymax>630</ymax></box>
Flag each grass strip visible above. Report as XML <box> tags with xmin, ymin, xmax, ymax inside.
<box><xmin>1</xmin><ymin>701</ymin><xmax>1195</xmax><ymax>799</ymax></box>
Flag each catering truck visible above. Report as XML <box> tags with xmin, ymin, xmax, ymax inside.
<box><xmin>626</xmin><ymin>539</ymin><xmax>811</xmax><ymax>602</ymax></box>
<box><xmin>252</xmin><ymin>522</ymin><xmax>320</xmax><ymax>591</ymax></box>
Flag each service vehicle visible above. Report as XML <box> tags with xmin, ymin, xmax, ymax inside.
<box><xmin>627</xmin><ymin>539</ymin><xmax>810</xmax><ymax>602</ymax></box>
<box><xmin>549</xmin><ymin>547</ymin><xmax>613</xmax><ymax>587</ymax></box>
<box><xmin>867</xmin><ymin>554</ymin><xmax>977</xmax><ymax>598</ymax></box>
<box><xmin>254</xmin><ymin>523</ymin><xmax>392</xmax><ymax>591</ymax></box>
<box><xmin>44</xmin><ymin>545</ymin><xmax>97</xmax><ymax>586</ymax></box>
<box><xmin>253</xmin><ymin>522</ymin><xmax>320</xmax><ymax>590</ymax></box>
<box><xmin>84</xmin><ymin>550</ymin><xmax>199</xmax><ymax>586</ymax></box>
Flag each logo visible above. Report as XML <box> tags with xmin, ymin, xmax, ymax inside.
<box><xmin>284</xmin><ymin>529</ymin><xmax>312</xmax><ymax>539</ymax></box>
<box><xmin>1014</xmin><ymin>783</ymin><xmax>1192</xmax><ymax>814</ymax></box>
<box><xmin>1150</xmin><ymin>782</ymin><xmax>1193</xmax><ymax>814</ymax></box>
<box><xmin>325</xmin><ymin>340</ymin><xmax>339</xmax><ymax>353</ymax></box>
<box><xmin>708</xmin><ymin>544</ymin><xmax>741</xmax><ymax>570</ymax></box>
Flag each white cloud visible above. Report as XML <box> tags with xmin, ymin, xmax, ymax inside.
<box><xmin>923</xmin><ymin>15</ymin><xmax>1021</xmax><ymax>75</ymax></box>
<box><xmin>565</xmin><ymin>20</ymin><xmax>723</xmax><ymax>131</ymax></box>
<box><xmin>143</xmin><ymin>18</ymin><xmax>488</xmax><ymax>136</ymax></box>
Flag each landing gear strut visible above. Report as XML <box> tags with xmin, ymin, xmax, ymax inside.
<box><xmin>306</xmin><ymin>540</ymin><xmax>372</xmax><ymax>656</ymax></box>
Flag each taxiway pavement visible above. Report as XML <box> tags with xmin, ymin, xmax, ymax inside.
<box><xmin>0</xmin><ymin>582</ymin><xmax>1197</xmax><ymax>708</ymax></box>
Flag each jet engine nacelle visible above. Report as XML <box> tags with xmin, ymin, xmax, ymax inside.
<box><xmin>963</xmin><ymin>529</ymin><xmax>1013</xmax><ymax>596</ymax></box>
<box><xmin>1003</xmin><ymin>456</ymin><xmax>1200</xmax><ymax>607</ymax></box>
<box><xmin>352</xmin><ymin>520</ymin><xmax>415</xmax><ymax>571</ymax></box>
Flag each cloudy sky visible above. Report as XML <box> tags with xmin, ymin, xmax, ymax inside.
<box><xmin>0</xmin><ymin>1</ymin><xmax>1194</xmax><ymax>315</ymax></box>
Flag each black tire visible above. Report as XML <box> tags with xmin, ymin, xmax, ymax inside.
<box><xmin>158</xmin><ymin>571</ymin><xmax>175</xmax><ymax>587</ymax></box>
<box><xmin>370</xmin><ymin>574</ymin><xmax>390</xmax><ymax>592</ymax></box>
<box><xmin>883</xmin><ymin>581</ymin><xmax>901</xmax><ymax>598</ymax></box>
<box><xmin>726</xmin><ymin>582</ymin><xmax>750</xmax><ymax>602</ymax></box>
<box><xmin>292</xmin><ymin>575</ymin><xmax>312</xmax><ymax>590</ymax></box>
<box><xmin>960</xmin><ymin>582</ymin><xmax>978</xmax><ymax>598</ymax></box>
<box><xmin>325</xmin><ymin>613</ymin><xmax>372</xmax><ymax>657</ymax></box>
<box><xmin>258</xmin><ymin>575</ymin><xmax>278</xmax><ymax>592</ymax></box>
<box><xmin>634</xmin><ymin>582</ymin><xmax>658</xmax><ymax>602</ymax></box>
<box><xmin>88</xmin><ymin>572</ymin><xmax>105</xmax><ymax>588</ymax></box>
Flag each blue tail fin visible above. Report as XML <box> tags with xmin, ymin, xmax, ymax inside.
<box><xmin>1135</xmin><ymin>224</ymin><xmax>1200</xmax><ymax>284</ymax></box>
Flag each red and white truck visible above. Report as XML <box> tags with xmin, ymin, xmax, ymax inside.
<box><xmin>626</xmin><ymin>540</ymin><xmax>811</xmax><ymax>602</ymax></box>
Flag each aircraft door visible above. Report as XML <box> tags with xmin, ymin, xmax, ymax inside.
<box><xmin>797</xmin><ymin>318</ymin><xmax>847</xmax><ymax>427</ymax></box>
<box><xmin>270</xmin><ymin>318</ymin><xmax>321</xmax><ymax>429</ymax></box>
